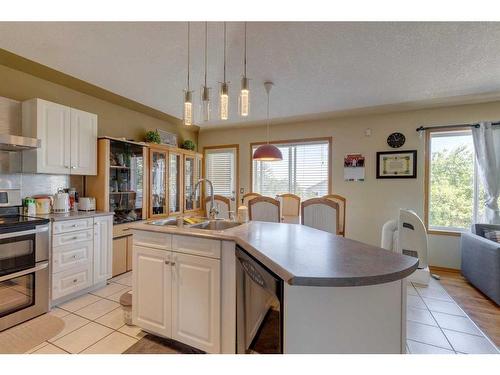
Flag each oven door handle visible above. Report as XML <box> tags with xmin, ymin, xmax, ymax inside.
<box><xmin>0</xmin><ymin>261</ymin><xmax>48</xmax><ymax>282</ymax></box>
<box><xmin>0</xmin><ymin>229</ymin><xmax>37</xmax><ymax>240</ymax></box>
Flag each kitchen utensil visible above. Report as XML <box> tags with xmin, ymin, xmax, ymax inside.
<box><xmin>52</xmin><ymin>192</ymin><xmax>70</xmax><ymax>213</ymax></box>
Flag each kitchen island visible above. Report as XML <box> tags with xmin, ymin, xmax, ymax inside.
<box><xmin>128</xmin><ymin>221</ymin><xmax>418</xmax><ymax>354</ymax></box>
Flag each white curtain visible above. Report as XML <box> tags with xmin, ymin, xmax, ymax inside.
<box><xmin>472</xmin><ymin>122</ymin><xmax>500</xmax><ymax>224</ymax></box>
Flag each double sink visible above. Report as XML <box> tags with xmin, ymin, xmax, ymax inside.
<box><xmin>146</xmin><ymin>217</ymin><xmax>241</xmax><ymax>231</ymax></box>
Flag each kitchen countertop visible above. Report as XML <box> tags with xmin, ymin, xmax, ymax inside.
<box><xmin>37</xmin><ymin>210</ymin><xmax>114</xmax><ymax>221</ymax></box>
<box><xmin>128</xmin><ymin>220</ymin><xmax>418</xmax><ymax>287</ymax></box>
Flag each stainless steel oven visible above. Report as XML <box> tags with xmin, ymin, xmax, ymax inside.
<box><xmin>0</xmin><ymin>224</ymin><xmax>49</xmax><ymax>331</ymax></box>
<box><xmin>236</xmin><ymin>245</ymin><xmax>283</xmax><ymax>354</ymax></box>
<box><xmin>0</xmin><ymin>188</ymin><xmax>50</xmax><ymax>332</ymax></box>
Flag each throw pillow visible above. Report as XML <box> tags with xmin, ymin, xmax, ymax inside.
<box><xmin>484</xmin><ymin>230</ymin><xmax>500</xmax><ymax>243</ymax></box>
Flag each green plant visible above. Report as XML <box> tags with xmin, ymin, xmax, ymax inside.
<box><xmin>182</xmin><ymin>139</ymin><xmax>196</xmax><ymax>151</ymax></box>
<box><xmin>145</xmin><ymin>130</ymin><xmax>161</xmax><ymax>144</ymax></box>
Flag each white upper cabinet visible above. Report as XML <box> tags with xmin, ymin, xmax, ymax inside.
<box><xmin>22</xmin><ymin>98</ymin><xmax>97</xmax><ymax>175</ymax></box>
<box><xmin>70</xmin><ymin>108</ymin><xmax>98</xmax><ymax>175</ymax></box>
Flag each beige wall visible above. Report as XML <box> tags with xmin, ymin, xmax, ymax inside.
<box><xmin>199</xmin><ymin>100</ymin><xmax>500</xmax><ymax>269</ymax></box>
<box><xmin>0</xmin><ymin>64</ymin><xmax>198</xmax><ymax>145</ymax></box>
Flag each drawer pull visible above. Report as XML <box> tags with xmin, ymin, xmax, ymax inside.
<box><xmin>72</xmin><ymin>255</ymin><xmax>77</xmax><ymax>259</ymax></box>
<box><xmin>72</xmin><ymin>224</ymin><xmax>77</xmax><ymax>227</ymax></box>
<box><xmin>165</xmin><ymin>260</ymin><xmax>170</xmax><ymax>265</ymax></box>
<box><xmin>170</xmin><ymin>262</ymin><xmax>176</xmax><ymax>266</ymax></box>
<box><xmin>73</xmin><ymin>279</ymin><xmax>77</xmax><ymax>283</ymax></box>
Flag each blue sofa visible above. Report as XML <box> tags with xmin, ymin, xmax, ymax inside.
<box><xmin>461</xmin><ymin>224</ymin><xmax>500</xmax><ymax>305</ymax></box>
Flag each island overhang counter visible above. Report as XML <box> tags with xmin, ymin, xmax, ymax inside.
<box><xmin>127</xmin><ymin>221</ymin><xmax>418</xmax><ymax>354</ymax></box>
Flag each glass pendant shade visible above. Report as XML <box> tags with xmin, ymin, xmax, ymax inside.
<box><xmin>253</xmin><ymin>144</ymin><xmax>283</xmax><ymax>161</ymax></box>
<box><xmin>239</xmin><ymin>77</ymin><xmax>250</xmax><ymax>117</ymax></box>
<box><xmin>201</xmin><ymin>86</ymin><xmax>210</xmax><ymax>122</ymax></box>
<box><xmin>220</xmin><ymin>82</ymin><xmax>229</xmax><ymax>120</ymax></box>
<box><xmin>183</xmin><ymin>91</ymin><xmax>193</xmax><ymax>126</ymax></box>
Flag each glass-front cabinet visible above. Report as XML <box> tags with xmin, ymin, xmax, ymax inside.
<box><xmin>183</xmin><ymin>153</ymin><xmax>202</xmax><ymax>212</ymax></box>
<box><xmin>108</xmin><ymin>140</ymin><xmax>145</xmax><ymax>224</ymax></box>
<box><xmin>169</xmin><ymin>151</ymin><xmax>182</xmax><ymax>215</ymax></box>
<box><xmin>149</xmin><ymin>148</ymin><xmax>168</xmax><ymax>217</ymax></box>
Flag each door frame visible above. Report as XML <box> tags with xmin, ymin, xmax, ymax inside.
<box><xmin>203</xmin><ymin>144</ymin><xmax>240</xmax><ymax>207</ymax></box>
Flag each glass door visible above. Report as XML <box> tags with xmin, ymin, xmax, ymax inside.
<box><xmin>184</xmin><ymin>155</ymin><xmax>195</xmax><ymax>211</ymax></box>
<box><xmin>109</xmin><ymin>140</ymin><xmax>145</xmax><ymax>224</ymax></box>
<box><xmin>149</xmin><ymin>149</ymin><xmax>168</xmax><ymax>217</ymax></box>
<box><xmin>0</xmin><ymin>273</ymin><xmax>35</xmax><ymax>318</ymax></box>
<box><xmin>168</xmin><ymin>152</ymin><xmax>182</xmax><ymax>214</ymax></box>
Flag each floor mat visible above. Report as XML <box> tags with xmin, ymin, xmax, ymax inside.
<box><xmin>123</xmin><ymin>333</ymin><xmax>204</xmax><ymax>354</ymax></box>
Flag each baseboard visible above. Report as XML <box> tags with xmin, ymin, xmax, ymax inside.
<box><xmin>429</xmin><ymin>265</ymin><xmax>461</xmax><ymax>273</ymax></box>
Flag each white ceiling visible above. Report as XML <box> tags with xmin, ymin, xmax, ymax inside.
<box><xmin>2</xmin><ymin>22</ymin><xmax>500</xmax><ymax>127</ymax></box>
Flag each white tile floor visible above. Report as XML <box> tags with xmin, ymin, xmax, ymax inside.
<box><xmin>405</xmin><ymin>278</ymin><xmax>499</xmax><ymax>354</ymax></box>
<box><xmin>4</xmin><ymin>271</ymin><xmax>499</xmax><ymax>354</ymax></box>
<box><xmin>26</xmin><ymin>271</ymin><xmax>144</xmax><ymax>354</ymax></box>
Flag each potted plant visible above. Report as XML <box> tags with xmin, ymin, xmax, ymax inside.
<box><xmin>145</xmin><ymin>130</ymin><xmax>161</xmax><ymax>144</ymax></box>
<box><xmin>181</xmin><ymin>139</ymin><xmax>196</xmax><ymax>151</ymax></box>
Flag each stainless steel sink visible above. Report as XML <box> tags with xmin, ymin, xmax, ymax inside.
<box><xmin>189</xmin><ymin>220</ymin><xmax>241</xmax><ymax>231</ymax></box>
<box><xmin>146</xmin><ymin>218</ymin><xmax>178</xmax><ymax>226</ymax></box>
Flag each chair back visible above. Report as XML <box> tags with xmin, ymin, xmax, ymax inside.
<box><xmin>301</xmin><ymin>198</ymin><xmax>339</xmax><ymax>235</ymax></box>
<box><xmin>323</xmin><ymin>194</ymin><xmax>346</xmax><ymax>236</ymax></box>
<box><xmin>277</xmin><ymin>193</ymin><xmax>301</xmax><ymax>217</ymax></box>
<box><xmin>205</xmin><ymin>195</ymin><xmax>231</xmax><ymax>219</ymax></box>
<box><xmin>248</xmin><ymin>196</ymin><xmax>280</xmax><ymax>223</ymax></box>
<box><xmin>242</xmin><ymin>192</ymin><xmax>261</xmax><ymax>207</ymax></box>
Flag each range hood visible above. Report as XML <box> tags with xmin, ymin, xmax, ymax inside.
<box><xmin>0</xmin><ymin>134</ymin><xmax>41</xmax><ymax>151</ymax></box>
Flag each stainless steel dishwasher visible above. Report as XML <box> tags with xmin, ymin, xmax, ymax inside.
<box><xmin>235</xmin><ymin>245</ymin><xmax>283</xmax><ymax>354</ymax></box>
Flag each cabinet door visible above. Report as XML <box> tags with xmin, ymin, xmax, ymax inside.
<box><xmin>149</xmin><ymin>149</ymin><xmax>168</xmax><ymax>217</ymax></box>
<box><xmin>70</xmin><ymin>108</ymin><xmax>97</xmax><ymax>175</ymax></box>
<box><xmin>38</xmin><ymin>100</ymin><xmax>71</xmax><ymax>174</ymax></box>
<box><xmin>93</xmin><ymin>216</ymin><xmax>113</xmax><ymax>284</ymax></box>
<box><xmin>168</xmin><ymin>152</ymin><xmax>182</xmax><ymax>214</ymax></box>
<box><xmin>172</xmin><ymin>252</ymin><xmax>220</xmax><ymax>353</ymax></box>
<box><xmin>132</xmin><ymin>245</ymin><xmax>172</xmax><ymax>337</ymax></box>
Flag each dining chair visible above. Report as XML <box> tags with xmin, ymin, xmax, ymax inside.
<box><xmin>323</xmin><ymin>194</ymin><xmax>346</xmax><ymax>236</ymax></box>
<box><xmin>205</xmin><ymin>195</ymin><xmax>231</xmax><ymax>219</ymax></box>
<box><xmin>301</xmin><ymin>197</ymin><xmax>340</xmax><ymax>235</ymax></box>
<box><xmin>248</xmin><ymin>196</ymin><xmax>281</xmax><ymax>223</ymax></box>
<box><xmin>277</xmin><ymin>193</ymin><xmax>301</xmax><ymax>223</ymax></box>
<box><xmin>242</xmin><ymin>192</ymin><xmax>262</xmax><ymax>207</ymax></box>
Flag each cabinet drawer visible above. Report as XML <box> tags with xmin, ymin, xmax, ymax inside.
<box><xmin>53</xmin><ymin>229</ymin><xmax>93</xmax><ymax>247</ymax></box>
<box><xmin>52</xmin><ymin>240</ymin><xmax>93</xmax><ymax>273</ymax></box>
<box><xmin>131</xmin><ymin>230</ymin><xmax>172</xmax><ymax>250</ymax></box>
<box><xmin>52</xmin><ymin>265</ymin><xmax>92</xmax><ymax>300</ymax></box>
<box><xmin>53</xmin><ymin>218</ymin><xmax>93</xmax><ymax>234</ymax></box>
<box><xmin>172</xmin><ymin>235</ymin><xmax>221</xmax><ymax>259</ymax></box>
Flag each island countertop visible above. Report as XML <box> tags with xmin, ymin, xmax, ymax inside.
<box><xmin>128</xmin><ymin>221</ymin><xmax>418</xmax><ymax>287</ymax></box>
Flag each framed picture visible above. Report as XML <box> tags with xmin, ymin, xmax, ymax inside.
<box><xmin>156</xmin><ymin>128</ymin><xmax>178</xmax><ymax>147</ymax></box>
<box><xmin>376</xmin><ymin>150</ymin><xmax>417</xmax><ymax>178</ymax></box>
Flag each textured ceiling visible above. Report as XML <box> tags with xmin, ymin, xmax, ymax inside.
<box><xmin>2</xmin><ymin>22</ymin><xmax>500</xmax><ymax>127</ymax></box>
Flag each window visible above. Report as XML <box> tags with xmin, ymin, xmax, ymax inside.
<box><xmin>204</xmin><ymin>146</ymin><xmax>237</xmax><ymax>200</ymax></box>
<box><xmin>251</xmin><ymin>139</ymin><xmax>331</xmax><ymax>199</ymax></box>
<box><xmin>427</xmin><ymin>130</ymin><xmax>485</xmax><ymax>232</ymax></box>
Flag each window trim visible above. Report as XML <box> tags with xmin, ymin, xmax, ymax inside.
<box><xmin>424</xmin><ymin>127</ymin><xmax>473</xmax><ymax>237</ymax></box>
<box><xmin>249</xmin><ymin>137</ymin><xmax>333</xmax><ymax>198</ymax></box>
<box><xmin>203</xmin><ymin>144</ymin><xmax>240</xmax><ymax>205</ymax></box>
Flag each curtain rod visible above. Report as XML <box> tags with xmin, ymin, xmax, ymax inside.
<box><xmin>416</xmin><ymin>122</ymin><xmax>500</xmax><ymax>132</ymax></box>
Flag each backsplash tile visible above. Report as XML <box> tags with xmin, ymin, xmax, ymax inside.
<box><xmin>0</xmin><ymin>173</ymin><xmax>83</xmax><ymax>198</ymax></box>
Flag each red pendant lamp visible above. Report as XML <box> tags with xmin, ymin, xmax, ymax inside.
<box><xmin>253</xmin><ymin>81</ymin><xmax>283</xmax><ymax>161</ymax></box>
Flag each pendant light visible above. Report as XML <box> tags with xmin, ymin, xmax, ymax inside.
<box><xmin>219</xmin><ymin>22</ymin><xmax>229</xmax><ymax>121</ymax></box>
<box><xmin>183</xmin><ymin>22</ymin><xmax>193</xmax><ymax>126</ymax></box>
<box><xmin>201</xmin><ymin>22</ymin><xmax>210</xmax><ymax>122</ymax></box>
<box><xmin>253</xmin><ymin>82</ymin><xmax>283</xmax><ymax>161</ymax></box>
<box><xmin>239</xmin><ymin>22</ymin><xmax>250</xmax><ymax>117</ymax></box>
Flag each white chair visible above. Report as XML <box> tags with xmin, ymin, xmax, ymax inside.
<box><xmin>301</xmin><ymin>198</ymin><xmax>340</xmax><ymax>235</ymax></box>
<box><xmin>242</xmin><ymin>192</ymin><xmax>261</xmax><ymax>207</ymax></box>
<box><xmin>277</xmin><ymin>193</ymin><xmax>301</xmax><ymax>223</ymax></box>
<box><xmin>248</xmin><ymin>196</ymin><xmax>280</xmax><ymax>223</ymax></box>
<box><xmin>381</xmin><ymin>209</ymin><xmax>430</xmax><ymax>285</ymax></box>
<box><xmin>323</xmin><ymin>194</ymin><xmax>346</xmax><ymax>236</ymax></box>
<box><xmin>205</xmin><ymin>195</ymin><xmax>231</xmax><ymax>219</ymax></box>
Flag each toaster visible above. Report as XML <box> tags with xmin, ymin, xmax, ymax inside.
<box><xmin>78</xmin><ymin>197</ymin><xmax>96</xmax><ymax>211</ymax></box>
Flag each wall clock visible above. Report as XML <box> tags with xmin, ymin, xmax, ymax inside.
<box><xmin>387</xmin><ymin>132</ymin><xmax>406</xmax><ymax>148</ymax></box>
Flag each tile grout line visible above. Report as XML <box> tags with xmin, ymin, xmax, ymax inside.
<box><xmin>406</xmin><ymin>339</ymin><xmax>455</xmax><ymax>353</ymax></box>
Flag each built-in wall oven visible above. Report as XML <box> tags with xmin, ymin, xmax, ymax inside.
<box><xmin>236</xmin><ymin>245</ymin><xmax>283</xmax><ymax>354</ymax></box>
<box><xmin>0</xmin><ymin>189</ymin><xmax>50</xmax><ymax>332</ymax></box>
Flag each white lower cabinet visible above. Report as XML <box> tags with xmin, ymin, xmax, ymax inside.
<box><xmin>133</xmin><ymin>245</ymin><xmax>172</xmax><ymax>337</ymax></box>
<box><xmin>132</xmin><ymin>237</ymin><xmax>221</xmax><ymax>353</ymax></box>
<box><xmin>51</xmin><ymin>215</ymin><xmax>113</xmax><ymax>304</ymax></box>
<box><xmin>171</xmin><ymin>252</ymin><xmax>220</xmax><ymax>353</ymax></box>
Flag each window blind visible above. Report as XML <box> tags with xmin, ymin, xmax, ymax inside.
<box><xmin>252</xmin><ymin>141</ymin><xmax>329</xmax><ymax>199</ymax></box>
<box><xmin>205</xmin><ymin>148</ymin><xmax>236</xmax><ymax>198</ymax></box>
